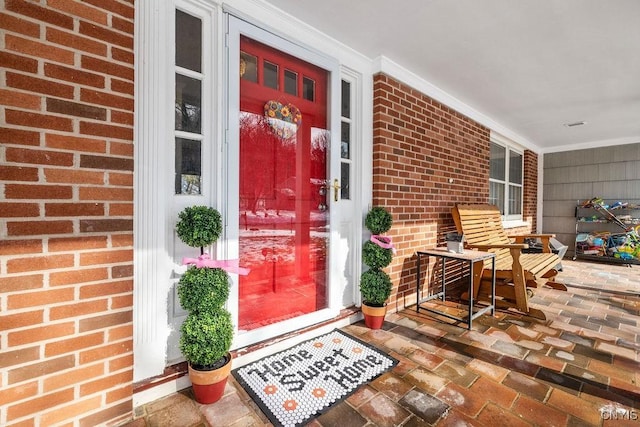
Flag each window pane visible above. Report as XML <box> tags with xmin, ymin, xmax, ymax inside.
<box><xmin>489</xmin><ymin>181</ymin><xmax>504</xmax><ymax>214</ymax></box>
<box><xmin>175</xmin><ymin>138</ymin><xmax>201</xmax><ymax>195</ymax></box>
<box><xmin>341</xmin><ymin>162</ymin><xmax>350</xmax><ymax>200</ymax></box>
<box><xmin>490</xmin><ymin>142</ymin><xmax>505</xmax><ymax>181</ymax></box>
<box><xmin>240</xmin><ymin>51</ymin><xmax>257</xmax><ymax>83</ymax></box>
<box><xmin>509</xmin><ymin>185</ymin><xmax>522</xmax><ymax>215</ymax></box>
<box><xmin>341</xmin><ymin>80</ymin><xmax>351</xmax><ymax>118</ymax></box>
<box><xmin>175</xmin><ymin>74</ymin><xmax>201</xmax><ymax>133</ymax></box>
<box><xmin>341</xmin><ymin>121</ymin><xmax>350</xmax><ymax>159</ymax></box>
<box><xmin>284</xmin><ymin>69</ymin><xmax>297</xmax><ymax>95</ymax></box>
<box><xmin>303</xmin><ymin>77</ymin><xmax>315</xmax><ymax>101</ymax></box>
<box><xmin>509</xmin><ymin>151</ymin><xmax>523</xmax><ymax>184</ymax></box>
<box><xmin>175</xmin><ymin>10</ymin><xmax>201</xmax><ymax>72</ymax></box>
<box><xmin>264</xmin><ymin>61</ymin><xmax>278</xmax><ymax>89</ymax></box>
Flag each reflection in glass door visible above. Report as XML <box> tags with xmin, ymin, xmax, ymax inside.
<box><xmin>238</xmin><ymin>36</ymin><xmax>329</xmax><ymax>331</ymax></box>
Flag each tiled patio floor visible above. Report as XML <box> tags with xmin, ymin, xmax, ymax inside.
<box><xmin>123</xmin><ymin>259</ymin><xmax>639</xmax><ymax>426</ymax></box>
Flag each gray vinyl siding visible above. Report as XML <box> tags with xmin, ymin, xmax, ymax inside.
<box><xmin>543</xmin><ymin>143</ymin><xmax>640</xmax><ymax>257</ymax></box>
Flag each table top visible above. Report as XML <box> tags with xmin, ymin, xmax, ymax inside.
<box><xmin>416</xmin><ymin>247</ymin><xmax>495</xmax><ymax>261</ymax></box>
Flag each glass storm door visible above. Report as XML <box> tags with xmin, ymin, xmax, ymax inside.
<box><xmin>237</xmin><ymin>35</ymin><xmax>331</xmax><ymax>331</ymax></box>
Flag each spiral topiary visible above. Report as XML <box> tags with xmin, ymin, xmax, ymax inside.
<box><xmin>176</xmin><ymin>205</ymin><xmax>233</xmax><ymax>372</ymax></box>
<box><xmin>360</xmin><ymin>206</ymin><xmax>394</xmax><ymax>309</ymax></box>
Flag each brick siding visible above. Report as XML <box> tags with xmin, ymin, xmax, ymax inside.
<box><xmin>0</xmin><ymin>1</ymin><xmax>134</xmax><ymax>425</ymax></box>
<box><xmin>372</xmin><ymin>73</ymin><xmax>537</xmax><ymax>308</ymax></box>
<box><xmin>522</xmin><ymin>149</ymin><xmax>538</xmax><ymax>230</ymax></box>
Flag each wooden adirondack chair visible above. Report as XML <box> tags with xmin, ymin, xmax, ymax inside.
<box><xmin>451</xmin><ymin>204</ymin><xmax>567</xmax><ymax>320</ymax></box>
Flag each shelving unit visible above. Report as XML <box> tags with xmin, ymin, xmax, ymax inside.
<box><xmin>574</xmin><ymin>201</ymin><xmax>640</xmax><ymax>265</ymax></box>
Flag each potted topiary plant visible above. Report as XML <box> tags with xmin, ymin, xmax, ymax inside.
<box><xmin>360</xmin><ymin>207</ymin><xmax>394</xmax><ymax>329</ymax></box>
<box><xmin>176</xmin><ymin>205</ymin><xmax>233</xmax><ymax>404</ymax></box>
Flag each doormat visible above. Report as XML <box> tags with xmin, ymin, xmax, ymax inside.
<box><xmin>232</xmin><ymin>329</ymin><xmax>397</xmax><ymax>427</ymax></box>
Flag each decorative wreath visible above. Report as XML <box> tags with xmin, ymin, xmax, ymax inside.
<box><xmin>264</xmin><ymin>100</ymin><xmax>302</xmax><ymax>139</ymax></box>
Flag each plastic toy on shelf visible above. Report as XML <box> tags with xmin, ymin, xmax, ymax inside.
<box><xmin>574</xmin><ymin>198</ymin><xmax>640</xmax><ymax>266</ymax></box>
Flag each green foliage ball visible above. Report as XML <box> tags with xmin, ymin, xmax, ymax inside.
<box><xmin>359</xmin><ymin>268</ymin><xmax>392</xmax><ymax>306</ymax></box>
<box><xmin>365</xmin><ymin>207</ymin><xmax>393</xmax><ymax>234</ymax></box>
<box><xmin>362</xmin><ymin>240</ymin><xmax>393</xmax><ymax>269</ymax></box>
<box><xmin>180</xmin><ymin>310</ymin><xmax>233</xmax><ymax>369</ymax></box>
<box><xmin>176</xmin><ymin>206</ymin><xmax>222</xmax><ymax>248</ymax></box>
<box><xmin>177</xmin><ymin>267</ymin><xmax>230</xmax><ymax>313</ymax></box>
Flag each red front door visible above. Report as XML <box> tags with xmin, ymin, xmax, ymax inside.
<box><xmin>238</xmin><ymin>36</ymin><xmax>329</xmax><ymax>331</ymax></box>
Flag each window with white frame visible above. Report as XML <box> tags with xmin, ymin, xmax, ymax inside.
<box><xmin>489</xmin><ymin>140</ymin><xmax>523</xmax><ymax>220</ymax></box>
<box><xmin>175</xmin><ymin>9</ymin><xmax>203</xmax><ymax>195</ymax></box>
<box><xmin>340</xmin><ymin>79</ymin><xmax>352</xmax><ymax>200</ymax></box>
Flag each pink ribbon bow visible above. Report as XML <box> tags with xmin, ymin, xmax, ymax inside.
<box><xmin>370</xmin><ymin>234</ymin><xmax>397</xmax><ymax>254</ymax></box>
<box><xmin>182</xmin><ymin>253</ymin><xmax>250</xmax><ymax>276</ymax></box>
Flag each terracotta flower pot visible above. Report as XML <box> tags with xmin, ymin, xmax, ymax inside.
<box><xmin>188</xmin><ymin>353</ymin><xmax>232</xmax><ymax>404</ymax></box>
<box><xmin>361</xmin><ymin>303</ymin><xmax>387</xmax><ymax>329</ymax></box>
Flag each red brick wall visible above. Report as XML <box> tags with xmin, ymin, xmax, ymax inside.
<box><xmin>372</xmin><ymin>73</ymin><xmax>537</xmax><ymax>308</ymax></box>
<box><xmin>1</xmin><ymin>1</ymin><xmax>134</xmax><ymax>425</ymax></box>
<box><xmin>522</xmin><ymin>149</ymin><xmax>538</xmax><ymax>231</ymax></box>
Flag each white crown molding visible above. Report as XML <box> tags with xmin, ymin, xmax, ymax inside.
<box><xmin>372</xmin><ymin>55</ymin><xmax>542</xmax><ymax>154</ymax></box>
<box><xmin>490</xmin><ymin>131</ymin><xmax>527</xmax><ymax>152</ymax></box>
<box><xmin>541</xmin><ymin>136</ymin><xmax>640</xmax><ymax>154</ymax></box>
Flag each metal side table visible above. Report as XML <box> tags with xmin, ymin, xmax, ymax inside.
<box><xmin>416</xmin><ymin>247</ymin><xmax>496</xmax><ymax>329</ymax></box>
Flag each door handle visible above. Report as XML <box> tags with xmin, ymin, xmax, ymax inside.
<box><xmin>332</xmin><ymin>178</ymin><xmax>341</xmax><ymax>202</ymax></box>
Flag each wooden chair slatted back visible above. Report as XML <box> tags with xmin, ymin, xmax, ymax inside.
<box><xmin>452</xmin><ymin>204</ymin><xmax>513</xmax><ymax>261</ymax></box>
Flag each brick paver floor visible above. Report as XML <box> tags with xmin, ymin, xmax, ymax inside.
<box><xmin>124</xmin><ymin>259</ymin><xmax>639</xmax><ymax>426</ymax></box>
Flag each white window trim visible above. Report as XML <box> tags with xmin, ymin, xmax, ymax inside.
<box><xmin>490</xmin><ymin>133</ymin><xmax>525</xmax><ymax>225</ymax></box>
<box><xmin>339</xmin><ymin>67</ymin><xmax>365</xmax><ymax>306</ymax></box>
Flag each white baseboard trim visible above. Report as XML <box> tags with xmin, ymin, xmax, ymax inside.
<box><xmin>133</xmin><ymin>375</ymin><xmax>192</xmax><ymax>408</ymax></box>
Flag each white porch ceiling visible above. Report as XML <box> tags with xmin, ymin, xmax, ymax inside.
<box><xmin>262</xmin><ymin>0</ymin><xmax>640</xmax><ymax>153</ymax></box>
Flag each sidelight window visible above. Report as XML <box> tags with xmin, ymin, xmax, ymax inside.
<box><xmin>174</xmin><ymin>9</ymin><xmax>203</xmax><ymax>195</ymax></box>
<box><xmin>340</xmin><ymin>79</ymin><xmax>352</xmax><ymax>200</ymax></box>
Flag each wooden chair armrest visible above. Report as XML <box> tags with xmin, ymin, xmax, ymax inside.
<box><xmin>512</xmin><ymin>234</ymin><xmax>554</xmax><ymax>253</ymax></box>
<box><xmin>467</xmin><ymin>243</ymin><xmax>528</xmax><ymax>250</ymax></box>
<box><xmin>512</xmin><ymin>233</ymin><xmax>555</xmax><ymax>239</ymax></box>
